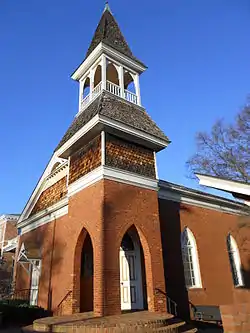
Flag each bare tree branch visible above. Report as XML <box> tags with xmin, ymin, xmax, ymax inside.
<box><xmin>186</xmin><ymin>98</ymin><xmax>250</xmax><ymax>183</ymax></box>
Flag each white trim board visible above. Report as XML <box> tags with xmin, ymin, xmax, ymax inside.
<box><xmin>196</xmin><ymin>174</ymin><xmax>250</xmax><ymax>196</ymax></box>
<box><xmin>71</xmin><ymin>42</ymin><xmax>146</xmax><ymax>81</ymax></box>
<box><xmin>57</xmin><ymin>113</ymin><xmax>168</xmax><ymax>159</ymax></box>
<box><xmin>0</xmin><ymin>215</ymin><xmax>19</xmax><ymax>223</ymax></box>
<box><xmin>19</xmin><ymin>167</ymin><xmax>157</xmax><ymax>235</ymax></box>
<box><xmin>20</xmin><ymin>205</ymin><xmax>68</xmax><ymax>235</ymax></box>
<box><xmin>18</xmin><ymin>156</ymin><xmax>68</xmax><ymax>224</ymax></box>
<box><xmin>18</xmin><ymin>197</ymin><xmax>68</xmax><ymax>232</ymax></box>
<box><xmin>68</xmin><ymin>166</ymin><xmax>158</xmax><ymax>198</ymax></box>
<box><xmin>158</xmin><ymin>182</ymin><xmax>249</xmax><ymax>215</ymax></box>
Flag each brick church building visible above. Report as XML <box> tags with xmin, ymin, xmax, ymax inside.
<box><xmin>14</xmin><ymin>4</ymin><xmax>250</xmax><ymax>324</ymax></box>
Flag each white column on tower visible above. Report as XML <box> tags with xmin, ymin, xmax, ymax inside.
<box><xmin>101</xmin><ymin>55</ymin><xmax>107</xmax><ymax>91</ymax></box>
<box><xmin>134</xmin><ymin>73</ymin><xmax>141</xmax><ymax>106</ymax></box>
<box><xmin>78</xmin><ymin>79</ymin><xmax>83</xmax><ymax>113</ymax></box>
<box><xmin>89</xmin><ymin>68</ymin><xmax>94</xmax><ymax>100</ymax></box>
<box><xmin>119</xmin><ymin>66</ymin><xmax>125</xmax><ymax>98</ymax></box>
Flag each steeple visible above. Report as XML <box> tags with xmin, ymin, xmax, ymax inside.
<box><xmin>63</xmin><ymin>5</ymin><xmax>169</xmax><ymax>158</ymax></box>
<box><xmin>71</xmin><ymin>6</ymin><xmax>148</xmax><ymax>116</ymax></box>
<box><xmin>84</xmin><ymin>4</ymin><xmax>144</xmax><ymax>66</ymax></box>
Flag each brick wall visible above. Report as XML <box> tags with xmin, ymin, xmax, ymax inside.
<box><xmin>69</xmin><ymin>135</ymin><xmax>101</xmax><ymax>184</ymax></box>
<box><xmin>15</xmin><ymin>175</ymin><xmax>250</xmax><ymax>319</ymax></box>
<box><xmin>16</xmin><ymin>179</ymin><xmax>167</xmax><ymax>317</ymax></box>
<box><xmin>159</xmin><ymin>198</ymin><xmax>250</xmax><ymax>319</ymax></box>
<box><xmin>102</xmin><ymin>179</ymin><xmax>166</xmax><ymax>315</ymax></box>
<box><xmin>31</xmin><ymin>177</ymin><xmax>67</xmax><ymax>216</ymax></box>
<box><xmin>105</xmin><ymin>134</ymin><xmax>155</xmax><ymax>178</ymax></box>
<box><xmin>221</xmin><ymin>303</ymin><xmax>250</xmax><ymax>333</ymax></box>
<box><xmin>0</xmin><ymin>221</ymin><xmax>17</xmax><ymax>294</ymax></box>
<box><xmin>5</xmin><ymin>221</ymin><xmax>17</xmax><ymax>240</ymax></box>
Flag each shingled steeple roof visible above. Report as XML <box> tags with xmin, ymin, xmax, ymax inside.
<box><xmin>55</xmin><ymin>92</ymin><xmax>170</xmax><ymax>151</ymax></box>
<box><xmin>84</xmin><ymin>4</ymin><xmax>145</xmax><ymax>66</ymax></box>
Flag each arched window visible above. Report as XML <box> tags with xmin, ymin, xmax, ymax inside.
<box><xmin>227</xmin><ymin>234</ymin><xmax>244</xmax><ymax>287</ymax></box>
<box><xmin>181</xmin><ymin>228</ymin><xmax>202</xmax><ymax>288</ymax></box>
<box><xmin>83</xmin><ymin>77</ymin><xmax>90</xmax><ymax>98</ymax></box>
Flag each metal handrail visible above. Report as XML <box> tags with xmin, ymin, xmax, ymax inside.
<box><xmin>167</xmin><ymin>295</ymin><xmax>178</xmax><ymax>316</ymax></box>
<box><xmin>155</xmin><ymin>288</ymin><xmax>178</xmax><ymax>316</ymax></box>
<box><xmin>55</xmin><ymin>290</ymin><xmax>72</xmax><ymax>316</ymax></box>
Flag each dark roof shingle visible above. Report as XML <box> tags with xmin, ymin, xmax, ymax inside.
<box><xmin>55</xmin><ymin>93</ymin><xmax>169</xmax><ymax>151</ymax></box>
<box><xmin>84</xmin><ymin>9</ymin><xmax>145</xmax><ymax>67</ymax></box>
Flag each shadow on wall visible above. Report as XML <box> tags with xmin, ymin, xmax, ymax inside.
<box><xmin>102</xmin><ymin>180</ymin><xmax>193</xmax><ymax>316</ymax></box>
<box><xmin>16</xmin><ymin>218</ymin><xmax>65</xmax><ymax>312</ymax></box>
<box><xmin>231</xmin><ymin>218</ymin><xmax>250</xmax><ymax>290</ymax></box>
<box><xmin>159</xmin><ymin>200</ymin><xmax>192</xmax><ymax>320</ymax></box>
<box><xmin>159</xmin><ymin>200</ymin><xmax>250</xmax><ymax>321</ymax></box>
<box><xmin>241</xmin><ymin>259</ymin><xmax>250</xmax><ymax>290</ymax></box>
<box><xmin>0</xmin><ymin>252</ymin><xmax>15</xmax><ymax>296</ymax></box>
<box><xmin>102</xmin><ymin>181</ymin><xmax>156</xmax><ymax>311</ymax></box>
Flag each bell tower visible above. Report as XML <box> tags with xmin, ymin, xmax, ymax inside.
<box><xmin>72</xmin><ymin>3</ymin><xmax>145</xmax><ymax>116</ymax></box>
<box><xmin>54</xmin><ymin>4</ymin><xmax>170</xmax><ymax>316</ymax></box>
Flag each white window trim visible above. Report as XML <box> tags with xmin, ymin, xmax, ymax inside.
<box><xmin>227</xmin><ymin>234</ymin><xmax>244</xmax><ymax>287</ymax></box>
<box><xmin>181</xmin><ymin>227</ymin><xmax>202</xmax><ymax>289</ymax></box>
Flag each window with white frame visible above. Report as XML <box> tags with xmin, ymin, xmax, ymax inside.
<box><xmin>227</xmin><ymin>234</ymin><xmax>244</xmax><ymax>287</ymax></box>
<box><xmin>181</xmin><ymin>228</ymin><xmax>202</xmax><ymax>288</ymax></box>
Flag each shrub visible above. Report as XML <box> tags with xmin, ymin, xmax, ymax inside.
<box><xmin>0</xmin><ymin>301</ymin><xmax>50</xmax><ymax>326</ymax></box>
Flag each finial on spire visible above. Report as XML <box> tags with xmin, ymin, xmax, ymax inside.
<box><xmin>103</xmin><ymin>1</ymin><xmax>112</xmax><ymax>13</ymax></box>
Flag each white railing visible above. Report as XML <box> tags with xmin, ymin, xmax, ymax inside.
<box><xmin>92</xmin><ymin>81</ymin><xmax>102</xmax><ymax>98</ymax></box>
<box><xmin>106</xmin><ymin>80</ymin><xmax>121</xmax><ymax>97</ymax></box>
<box><xmin>81</xmin><ymin>94</ymin><xmax>90</xmax><ymax>109</ymax></box>
<box><xmin>79</xmin><ymin>80</ymin><xmax>139</xmax><ymax>113</ymax></box>
<box><xmin>125</xmin><ymin>90</ymin><xmax>137</xmax><ymax>105</ymax></box>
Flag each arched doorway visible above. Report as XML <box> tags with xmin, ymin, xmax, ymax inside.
<box><xmin>80</xmin><ymin>233</ymin><xmax>93</xmax><ymax>312</ymax></box>
<box><xmin>119</xmin><ymin>228</ymin><xmax>146</xmax><ymax>311</ymax></box>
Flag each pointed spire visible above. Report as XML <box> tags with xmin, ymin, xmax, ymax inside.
<box><xmin>103</xmin><ymin>1</ymin><xmax>112</xmax><ymax>14</ymax></box>
<box><xmin>84</xmin><ymin>5</ymin><xmax>146</xmax><ymax>67</ymax></box>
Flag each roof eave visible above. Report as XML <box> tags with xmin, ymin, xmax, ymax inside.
<box><xmin>57</xmin><ymin>114</ymin><xmax>169</xmax><ymax>159</ymax></box>
<box><xmin>159</xmin><ymin>179</ymin><xmax>250</xmax><ymax>215</ymax></box>
<box><xmin>196</xmin><ymin>173</ymin><xmax>250</xmax><ymax>197</ymax></box>
<box><xmin>71</xmin><ymin>42</ymin><xmax>147</xmax><ymax>81</ymax></box>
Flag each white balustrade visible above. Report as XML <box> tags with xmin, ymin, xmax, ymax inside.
<box><xmin>81</xmin><ymin>94</ymin><xmax>90</xmax><ymax>109</ymax></box>
<box><xmin>125</xmin><ymin>90</ymin><xmax>138</xmax><ymax>105</ymax></box>
<box><xmin>93</xmin><ymin>82</ymin><xmax>102</xmax><ymax>98</ymax></box>
<box><xmin>106</xmin><ymin>80</ymin><xmax>121</xmax><ymax>97</ymax></box>
<box><xmin>80</xmin><ymin>80</ymin><xmax>139</xmax><ymax>113</ymax></box>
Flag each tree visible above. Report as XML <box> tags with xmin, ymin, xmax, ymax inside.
<box><xmin>186</xmin><ymin>99</ymin><xmax>250</xmax><ymax>183</ymax></box>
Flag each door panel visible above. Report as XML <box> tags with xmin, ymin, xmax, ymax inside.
<box><xmin>120</xmin><ymin>249</ymin><xmax>143</xmax><ymax>310</ymax></box>
<box><xmin>30</xmin><ymin>260</ymin><xmax>41</xmax><ymax>306</ymax></box>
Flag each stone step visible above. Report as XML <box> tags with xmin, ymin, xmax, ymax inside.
<box><xmin>22</xmin><ymin>324</ymin><xmax>44</xmax><ymax>333</ymax></box>
<box><xmin>33</xmin><ymin>311</ymin><xmax>174</xmax><ymax>333</ymax></box>
<box><xmin>153</xmin><ymin>324</ymin><xmax>197</xmax><ymax>333</ymax></box>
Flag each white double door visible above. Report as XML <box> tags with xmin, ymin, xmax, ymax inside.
<box><xmin>30</xmin><ymin>260</ymin><xmax>41</xmax><ymax>306</ymax></box>
<box><xmin>120</xmin><ymin>248</ymin><xmax>143</xmax><ymax>310</ymax></box>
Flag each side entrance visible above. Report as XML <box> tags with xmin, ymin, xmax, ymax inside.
<box><xmin>120</xmin><ymin>230</ymin><xmax>145</xmax><ymax>311</ymax></box>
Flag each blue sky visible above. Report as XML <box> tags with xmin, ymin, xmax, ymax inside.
<box><xmin>0</xmin><ymin>0</ymin><xmax>249</xmax><ymax>214</ymax></box>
